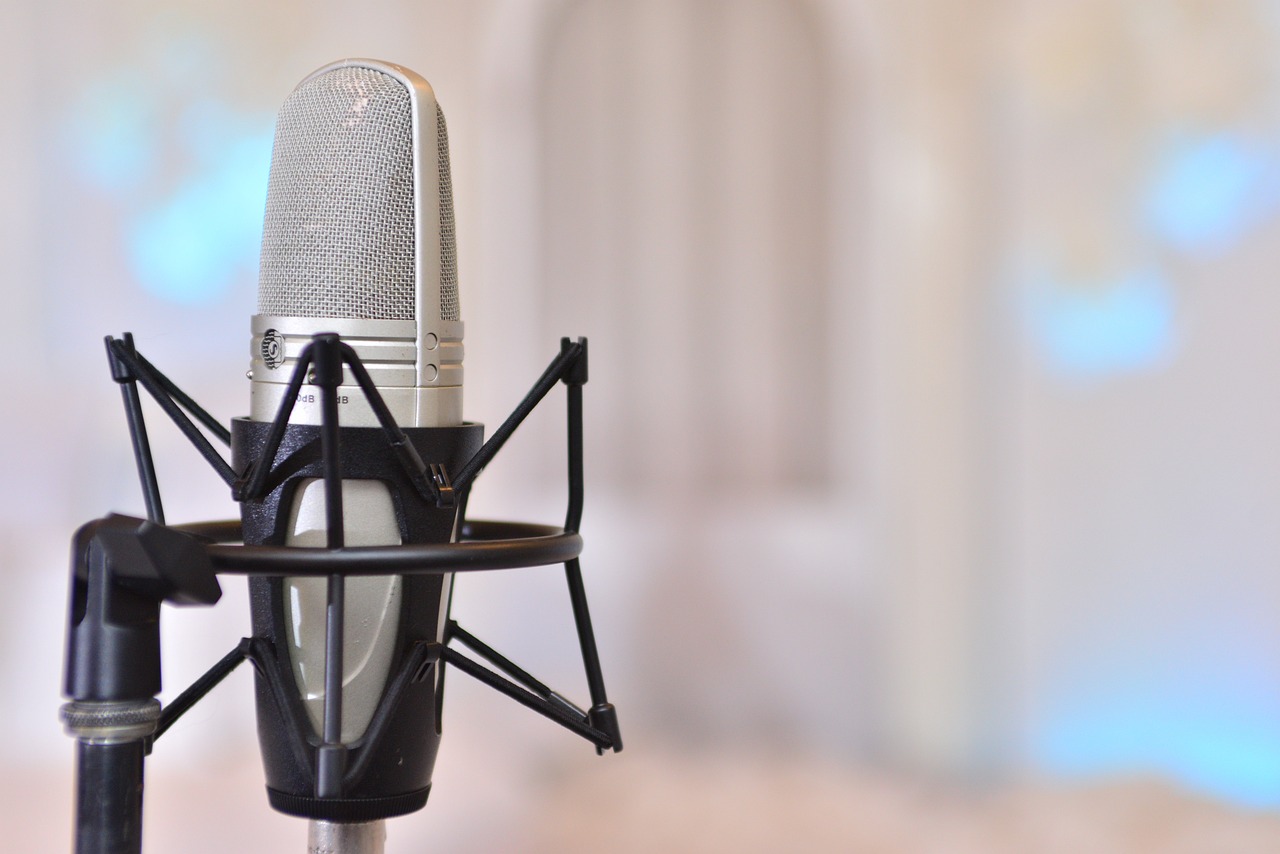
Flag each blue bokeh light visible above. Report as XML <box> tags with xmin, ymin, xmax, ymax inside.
<box><xmin>1036</xmin><ymin>680</ymin><xmax>1280</xmax><ymax>807</ymax></box>
<box><xmin>69</xmin><ymin>77</ymin><xmax>273</xmax><ymax>304</ymax></box>
<box><xmin>65</xmin><ymin>75</ymin><xmax>158</xmax><ymax>193</ymax></box>
<box><xmin>126</xmin><ymin>97</ymin><xmax>273</xmax><ymax>304</ymax></box>
<box><xmin>1143</xmin><ymin>133</ymin><xmax>1279</xmax><ymax>254</ymax></box>
<box><xmin>127</xmin><ymin>127</ymin><xmax>272</xmax><ymax>304</ymax></box>
<box><xmin>1021</xmin><ymin>267</ymin><xmax>1175</xmax><ymax>378</ymax></box>
<box><xmin>1021</xmin><ymin>132</ymin><xmax>1280</xmax><ymax>806</ymax></box>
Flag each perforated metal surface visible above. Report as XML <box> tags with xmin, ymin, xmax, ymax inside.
<box><xmin>437</xmin><ymin>103</ymin><xmax>459</xmax><ymax>322</ymax></box>
<box><xmin>258</xmin><ymin>66</ymin><xmax>416</xmax><ymax>320</ymax></box>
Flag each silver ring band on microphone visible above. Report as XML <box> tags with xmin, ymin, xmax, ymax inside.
<box><xmin>175</xmin><ymin>520</ymin><xmax>582</xmax><ymax>575</ymax></box>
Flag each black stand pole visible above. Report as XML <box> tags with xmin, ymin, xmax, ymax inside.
<box><xmin>74</xmin><ymin>741</ymin><xmax>145</xmax><ymax>854</ymax></box>
<box><xmin>67</xmin><ymin>716</ymin><xmax>153</xmax><ymax>854</ymax></box>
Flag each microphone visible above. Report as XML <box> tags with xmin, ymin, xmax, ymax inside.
<box><xmin>232</xmin><ymin>58</ymin><xmax>480</xmax><ymax>835</ymax></box>
<box><xmin>62</xmin><ymin>55</ymin><xmax>617</xmax><ymax>854</ymax></box>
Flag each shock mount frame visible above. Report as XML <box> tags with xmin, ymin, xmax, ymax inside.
<box><xmin>61</xmin><ymin>332</ymin><xmax>621</xmax><ymax>853</ymax></box>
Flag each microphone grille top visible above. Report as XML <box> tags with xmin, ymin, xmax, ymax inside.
<box><xmin>258</xmin><ymin>63</ymin><xmax>458</xmax><ymax>322</ymax></box>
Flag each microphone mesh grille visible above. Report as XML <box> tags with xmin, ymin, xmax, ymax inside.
<box><xmin>437</xmin><ymin>103</ymin><xmax>459</xmax><ymax>322</ymax></box>
<box><xmin>259</xmin><ymin>66</ymin><xmax>416</xmax><ymax>320</ymax></box>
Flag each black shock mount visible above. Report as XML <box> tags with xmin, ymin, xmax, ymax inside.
<box><xmin>62</xmin><ymin>333</ymin><xmax>621</xmax><ymax>854</ymax></box>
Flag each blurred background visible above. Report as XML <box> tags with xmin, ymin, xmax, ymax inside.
<box><xmin>5</xmin><ymin>0</ymin><xmax>1280</xmax><ymax>850</ymax></box>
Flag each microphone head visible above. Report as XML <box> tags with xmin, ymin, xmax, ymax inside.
<box><xmin>250</xmin><ymin>59</ymin><xmax>463</xmax><ymax>427</ymax></box>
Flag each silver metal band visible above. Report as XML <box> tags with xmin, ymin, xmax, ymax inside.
<box><xmin>60</xmin><ymin>699</ymin><xmax>162</xmax><ymax>744</ymax></box>
<box><xmin>249</xmin><ymin>314</ymin><xmax>463</xmax><ymax>427</ymax></box>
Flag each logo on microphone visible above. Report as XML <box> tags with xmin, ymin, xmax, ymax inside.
<box><xmin>261</xmin><ymin>329</ymin><xmax>285</xmax><ymax>369</ymax></box>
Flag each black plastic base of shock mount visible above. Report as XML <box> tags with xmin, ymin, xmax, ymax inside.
<box><xmin>266</xmin><ymin>785</ymin><xmax>431</xmax><ymax>823</ymax></box>
<box><xmin>233</xmin><ymin>418</ymin><xmax>482</xmax><ymax>818</ymax></box>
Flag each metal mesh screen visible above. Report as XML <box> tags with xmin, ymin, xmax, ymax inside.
<box><xmin>437</xmin><ymin>103</ymin><xmax>459</xmax><ymax>322</ymax></box>
<box><xmin>258</xmin><ymin>66</ymin><xmax>416</xmax><ymax>320</ymax></box>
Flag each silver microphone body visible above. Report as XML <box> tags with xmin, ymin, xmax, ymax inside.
<box><xmin>251</xmin><ymin>57</ymin><xmax>463</xmax><ymax>427</ymax></box>
<box><xmin>240</xmin><ymin>58</ymin><xmax>469</xmax><ymax>835</ymax></box>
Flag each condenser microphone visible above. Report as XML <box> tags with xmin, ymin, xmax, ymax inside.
<box><xmin>233</xmin><ymin>58</ymin><xmax>481</xmax><ymax>838</ymax></box>
<box><xmin>63</xmin><ymin>53</ymin><xmax>618</xmax><ymax>854</ymax></box>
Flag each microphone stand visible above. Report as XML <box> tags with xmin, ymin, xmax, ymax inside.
<box><xmin>61</xmin><ymin>516</ymin><xmax>222</xmax><ymax>854</ymax></box>
<box><xmin>62</xmin><ymin>335</ymin><xmax>224</xmax><ymax>854</ymax></box>
<box><xmin>309</xmin><ymin>821</ymin><xmax>386</xmax><ymax>854</ymax></box>
<box><xmin>63</xmin><ymin>334</ymin><xmax>621</xmax><ymax>854</ymax></box>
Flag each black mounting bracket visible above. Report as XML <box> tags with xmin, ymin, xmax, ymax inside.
<box><xmin>83</xmin><ymin>332</ymin><xmax>621</xmax><ymax>757</ymax></box>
